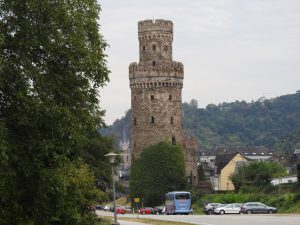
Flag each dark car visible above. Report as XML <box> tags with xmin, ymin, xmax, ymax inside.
<box><xmin>203</xmin><ymin>203</ymin><xmax>221</xmax><ymax>215</ymax></box>
<box><xmin>139</xmin><ymin>207</ymin><xmax>154</xmax><ymax>214</ymax></box>
<box><xmin>240</xmin><ymin>202</ymin><xmax>277</xmax><ymax>214</ymax></box>
<box><xmin>154</xmin><ymin>206</ymin><xmax>164</xmax><ymax>215</ymax></box>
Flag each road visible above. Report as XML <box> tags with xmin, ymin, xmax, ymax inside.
<box><xmin>97</xmin><ymin>210</ymin><xmax>300</xmax><ymax>225</ymax></box>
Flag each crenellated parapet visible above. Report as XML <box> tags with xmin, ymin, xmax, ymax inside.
<box><xmin>138</xmin><ymin>19</ymin><xmax>173</xmax><ymax>34</ymax></box>
<box><xmin>129</xmin><ymin>61</ymin><xmax>184</xmax><ymax>80</ymax></box>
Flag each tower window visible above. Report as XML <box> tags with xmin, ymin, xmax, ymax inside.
<box><xmin>151</xmin><ymin>116</ymin><xmax>155</xmax><ymax>123</ymax></box>
<box><xmin>152</xmin><ymin>45</ymin><xmax>156</xmax><ymax>51</ymax></box>
<box><xmin>151</xmin><ymin>95</ymin><xmax>154</xmax><ymax>100</ymax></box>
<box><xmin>164</xmin><ymin>45</ymin><xmax>168</xmax><ymax>51</ymax></box>
<box><xmin>169</xmin><ymin>94</ymin><xmax>172</xmax><ymax>100</ymax></box>
<box><xmin>134</xmin><ymin>117</ymin><xmax>137</xmax><ymax>125</ymax></box>
<box><xmin>171</xmin><ymin>117</ymin><xmax>174</xmax><ymax>124</ymax></box>
<box><xmin>152</xmin><ymin>61</ymin><xmax>156</xmax><ymax>66</ymax></box>
<box><xmin>172</xmin><ymin>136</ymin><xmax>176</xmax><ymax>145</ymax></box>
<box><xmin>143</xmin><ymin>46</ymin><xmax>145</xmax><ymax>51</ymax></box>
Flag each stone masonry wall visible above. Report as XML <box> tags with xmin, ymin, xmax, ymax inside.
<box><xmin>130</xmin><ymin>19</ymin><xmax>184</xmax><ymax>160</ymax></box>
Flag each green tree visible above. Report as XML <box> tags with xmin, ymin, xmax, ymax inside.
<box><xmin>297</xmin><ymin>163</ymin><xmax>300</xmax><ymax>187</ymax></box>
<box><xmin>130</xmin><ymin>142</ymin><xmax>186</xmax><ymax>206</ymax></box>
<box><xmin>230</xmin><ymin>161</ymin><xmax>287</xmax><ymax>191</ymax></box>
<box><xmin>0</xmin><ymin>0</ymin><xmax>109</xmax><ymax>224</ymax></box>
<box><xmin>197</xmin><ymin>164</ymin><xmax>207</xmax><ymax>181</ymax></box>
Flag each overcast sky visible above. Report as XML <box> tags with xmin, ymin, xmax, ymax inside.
<box><xmin>99</xmin><ymin>0</ymin><xmax>300</xmax><ymax>125</ymax></box>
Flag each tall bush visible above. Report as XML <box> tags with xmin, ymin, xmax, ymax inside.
<box><xmin>130</xmin><ymin>142</ymin><xmax>186</xmax><ymax>206</ymax></box>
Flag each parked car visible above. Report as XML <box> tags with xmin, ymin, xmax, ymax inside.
<box><xmin>154</xmin><ymin>206</ymin><xmax>164</xmax><ymax>214</ymax></box>
<box><xmin>124</xmin><ymin>206</ymin><xmax>132</xmax><ymax>213</ymax></box>
<box><xmin>139</xmin><ymin>207</ymin><xmax>154</xmax><ymax>214</ymax></box>
<box><xmin>240</xmin><ymin>202</ymin><xmax>277</xmax><ymax>214</ymax></box>
<box><xmin>103</xmin><ymin>205</ymin><xmax>112</xmax><ymax>211</ymax></box>
<box><xmin>203</xmin><ymin>203</ymin><xmax>222</xmax><ymax>215</ymax></box>
<box><xmin>116</xmin><ymin>206</ymin><xmax>126</xmax><ymax>214</ymax></box>
<box><xmin>95</xmin><ymin>205</ymin><xmax>103</xmax><ymax>210</ymax></box>
<box><xmin>214</xmin><ymin>203</ymin><xmax>243</xmax><ymax>215</ymax></box>
<box><xmin>110</xmin><ymin>205</ymin><xmax>122</xmax><ymax>212</ymax></box>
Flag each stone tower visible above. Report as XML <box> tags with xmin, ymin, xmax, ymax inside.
<box><xmin>129</xmin><ymin>19</ymin><xmax>184</xmax><ymax>159</ymax></box>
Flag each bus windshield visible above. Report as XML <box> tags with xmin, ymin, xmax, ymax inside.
<box><xmin>175</xmin><ymin>193</ymin><xmax>190</xmax><ymax>200</ymax></box>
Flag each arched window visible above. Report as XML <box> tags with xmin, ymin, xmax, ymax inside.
<box><xmin>152</xmin><ymin>44</ymin><xmax>156</xmax><ymax>51</ymax></box>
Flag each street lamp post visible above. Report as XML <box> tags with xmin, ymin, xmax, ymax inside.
<box><xmin>105</xmin><ymin>152</ymin><xmax>119</xmax><ymax>225</ymax></box>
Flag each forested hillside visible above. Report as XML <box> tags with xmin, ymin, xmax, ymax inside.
<box><xmin>102</xmin><ymin>91</ymin><xmax>300</xmax><ymax>151</ymax></box>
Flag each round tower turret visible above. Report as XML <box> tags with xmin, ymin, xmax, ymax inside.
<box><xmin>138</xmin><ymin>19</ymin><xmax>173</xmax><ymax>62</ymax></box>
<box><xmin>129</xmin><ymin>19</ymin><xmax>184</xmax><ymax>159</ymax></box>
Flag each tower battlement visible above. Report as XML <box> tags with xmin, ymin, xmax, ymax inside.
<box><xmin>138</xmin><ymin>19</ymin><xmax>173</xmax><ymax>34</ymax></box>
<box><xmin>129</xmin><ymin>61</ymin><xmax>184</xmax><ymax>79</ymax></box>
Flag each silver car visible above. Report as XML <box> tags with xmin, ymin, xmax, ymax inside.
<box><xmin>214</xmin><ymin>203</ymin><xmax>243</xmax><ymax>215</ymax></box>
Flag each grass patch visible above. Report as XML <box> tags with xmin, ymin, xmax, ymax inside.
<box><xmin>96</xmin><ymin>217</ymin><xmax>111</xmax><ymax>225</ymax></box>
<box><xmin>119</xmin><ymin>218</ymin><xmax>195</xmax><ymax>225</ymax></box>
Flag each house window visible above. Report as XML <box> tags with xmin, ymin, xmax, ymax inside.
<box><xmin>171</xmin><ymin>117</ymin><xmax>174</xmax><ymax>124</ymax></box>
<box><xmin>151</xmin><ymin>116</ymin><xmax>155</xmax><ymax>123</ymax></box>
<box><xmin>151</xmin><ymin>95</ymin><xmax>154</xmax><ymax>100</ymax></box>
<box><xmin>152</xmin><ymin>61</ymin><xmax>156</xmax><ymax>66</ymax></box>
<box><xmin>152</xmin><ymin>44</ymin><xmax>156</xmax><ymax>51</ymax></box>
<box><xmin>172</xmin><ymin>136</ymin><xmax>176</xmax><ymax>145</ymax></box>
<box><xmin>169</xmin><ymin>94</ymin><xmax>172</xmax><ymax>100</ymax></box>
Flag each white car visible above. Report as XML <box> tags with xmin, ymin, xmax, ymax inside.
<box><xmin>103</xmin><ymin>205</ymin><xmax>112</xmax><ymax>211</ymax></box>
<box><xmin>214</xmin><ymin>203</ymin><xmax>242</xmax><ymax>215</ymax></box>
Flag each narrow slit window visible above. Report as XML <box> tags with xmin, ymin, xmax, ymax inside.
<box><xmin>152</xmin><ymin>45</ymin><xmax>156</xmax><ymax>51</ymax></box>
<box><xmin>164</xmin><ymin>45</ymin><xmax>168</xmax><ymax>51</ymax></box>
<box><xmin>134</xmin><ymin>117</ymin><xmax>137</xmax><ymax>125</ymax></box>
<box><xmin>152</xmin><ymin>61</ymin><xmax>156</xmax><ymax>66</ymax></box>
<box><xmin>169</xmin><ymin>94</ymin><xmax>172</xmax><ymax>100</ymax></box>
<box><xmin>151</xmin><ymin>95</ymin><xmax>154</xmax><ymax>100</ymax></box>
<box><xmin>171</xmin><ymin>117</ymin><xmax>174</xmax><ymax>124</ymax></box>
<box><xmin>143</xmin><ymin>46</ymin><xmax>146</xmax><ymax>51</ymax></box>
<box><xmin>172</xmin><ymin>136</ymin><xmax>176</xmax><ymax>145</ymax></box>
<box><xmin>151</xmin><ymin>116</ymin><xmax>155</xmax><ymax>123</ymax></box>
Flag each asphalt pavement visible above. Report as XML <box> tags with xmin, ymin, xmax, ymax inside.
<box><xmin>97</xmin><ymin>210</ymin><xmax>300</xmax><ymax>225</ymax></box>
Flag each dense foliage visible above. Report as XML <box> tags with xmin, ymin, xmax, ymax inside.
<box><xmin>0</xmin><ymin>0</ymin><xmax>110</xmax><ymax>224</ymax></box>
<box><xmin>104</xmin><ymin>91</ymin><xmax>300</xmax><ymax>151</ymax></box>
<box><xmin>297</xmin><ymin>163</ymin><xmax>300</xmax><ymax>187</ymax></box>
<box><xmin>183</xmin><ymin>92</ymin><xmax>300</xmax><ymax>150</ymax></box>
<box><xmin>230</xmin><ymin>161</ymin><xmax>287</xmax><ymax>191</ymax></box>
<box><xmin>130</xmin><ymin>142</ymin><xmax>186</xmax><ymax>206</ymax></box>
